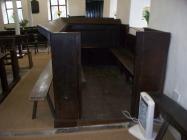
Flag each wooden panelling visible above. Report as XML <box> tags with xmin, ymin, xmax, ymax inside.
<box><xmin>50</xmin><ymin>32</ymin><xmax>81</xmax><ymax>127</ymax></box>
<box><xmin>131</xmin><ymin>30</ymin><xmax>171</xmax><ymax>116</ymax></box>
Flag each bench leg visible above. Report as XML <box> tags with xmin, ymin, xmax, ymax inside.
<box><xmin>155</xmin><ymin>121</ymin><xmax>169</xmax><ymax>140</ymax></box>
<box><xmin>47</xmin><ymin>93</ymin><xmax>55</xmax><ymax>118</ymax></box>
<box><xmin>32</xmin><ymin>101</ymin><xmax>38</xmax><ymax>119</ymax></box>
<box><xmin>28</xmin><ymin>51</ymin><xmax>33</xmax><ymax>69</ymax></box>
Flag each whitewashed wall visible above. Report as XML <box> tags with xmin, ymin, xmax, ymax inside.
<box><xmin>129</xmin><ymin>0</ymin><xmax>150</xmax><ymax>27</ymax></box>
<box><xmin>109</xmin><ymin>0</ymin><xmax>117</xmax><ymax>18</ymax></box>
<box><xmin>116</xmin><ymin>0</ymin><xmax>131</xmax><ymax>24</ymax></box>
<box><xmin>103</xmin><ymin>0</ymin><xmax>110</xmax><ymax>17</ymax></box>
<box><xmin>149</xmin><ymin>0</ymin><xmax>187</xmax><ymax>139</ymax></box>
<box><xmin>68</xmin><ymin>0</ymin><xmax>86</xmax><ymax>16</ymax></box>
<box><xmin>150</xmin><ymin>0</ymin><xmax>187</xmax><ymax>109</ymax></box>
<box><xmin>0</xmin><ymin>2</ymin><xmax>4</xmax><ymax>30</ymax></box>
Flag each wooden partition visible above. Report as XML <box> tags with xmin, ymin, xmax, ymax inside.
<box><xmin>51</xmin><ymin>33</ymin><xmax>81</xmax><ymax>127</ymax></box>
<box><xmin>132</xmin><ymin>30</ymin><xmax>171</xmax><ymax>116</ymax></box>
<box><xmin>38</xmin><ymin>18</ymin><xmax>170</xmax><ymax>126</ymax></box>
<box><xmin>111</xmin><ymin>28</ymin><xmax>171</xmax><ymax>116</ymax></box>
<box><xmin>62</xmin><ymin>17</ymin><xmax>121</xmax><ymax>25</ymax></box>
<box><xmin>61</xmin><ymin>18</ymin><xmax>128</xmax><ymax>49</ymax></box>
<box><xmin>38</xmin><ymin>25</ymin><xmax>81</xmax><ymax>127</ymax></box>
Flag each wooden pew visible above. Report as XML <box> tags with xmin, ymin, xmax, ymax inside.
<box><xmin>110</xmin><ymin>48</ymin><xmax>134</xmax><ymax>76</ymax></box>
<box><xmin>0</xmin><ymin>30</ymin><xmax>34</xmax><ymax>68</ymax></box>
<box><xmin>29</xmin><ymin>60</ymin><xmax>55</xmax><ymax>119</ymax></box>
<box><xmin>38</xmin><ymin>18</ymin><xmax>170</xmax><ymax>126</ymax></box>
<box><xmin>0</xmin><ymin>37</ymin><xmax>20</xmax><ymax>103</ymax></box>
<box><xmin>60</xmin><ymin>17</ymin><xmax>129</xmax><ymax>49</ymax></box>
<box><xmin>1</xmin><ymin>27</ymin><xmax>48</xmax><ymax>55</ymax></box>
<box><xmin>110</xmin><ymin>28</ymin><xmax>171</xmax><ymax>116</ymax></box>
<box><xmin>38</xmin><ymin>24</ymin><xmax>81</xmax><ymax>127</ymax></box>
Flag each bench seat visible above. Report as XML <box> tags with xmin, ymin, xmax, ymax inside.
<box><xmin>29</xmin><ymin>60</ymin><xmax>54</xmax><ymax>119</ymax></box>
<box><xmin>110</xmin><ymin>48</ymin><xmax>134</xmax><ymax>76</ymax></box>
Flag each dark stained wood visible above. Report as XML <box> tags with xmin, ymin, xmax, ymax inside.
<box><xmin>62</xmin><ymin>17</ymin><xmax>121</xmax><ymax>25</ymax></box>
<box><xmin>0</xmin><ymin>27</ymin><xmax>48</xmax><ymax>56</ymax></box>
<box><xmin>32</xmin><ymin>101</ymin><xmax>38</xmax><ymax>119</ymax></box>
<box><xmin>37</xmin><ymin>25</ymin><xmax>51</xmax><ymax>41</ymax></box>
<box><xmin>132</xmin><ymin>30</ymin><xmax>171</xmax><ymax>116</ymax></box>
<box><xmin>38</xmin><ymin>25</ymin><xmax>82</xmax><ymax>126</ymax></box>
<box><xmin>46</xmin><ymin>93</ymin><xmax>55</xmax><ymax>118</ymax></box>
<box><xmin>0</xmin><ymin>37</ymin><xmax>20</xmax><ymax>103</ymax></box>
<box><xmin>0</xmin><ymin>30</ymin><xmax>15</xmax><ymax>36</ymax></box>
<box><xmin>0</xmin><ymin>53</ymin><xmax>6</xmax><ymax>59</ymax></box>
<box><xmin>63</xmin><ymin>24</ymin><xmax>122</xmax><ymax>48</ymax></box>
<box><xmin>10</xmin><ymin>48</ymin><xmax>19</xmax><ymax>80</ymax></box>
<box><xmin>119</xmin><ymin>24</ymin><xmax>129</xmax><ymax>48</ymax></box>
<box><xmin>155</xmin><ymin>121</ymin><xmax>169</xmax><ymax>140</ymax></box>
<box><xmin>17</xmin><ymin>34</ymin><xmax>33</xmax><ymax>68</ymax></box>
<box><xmin>0</xmin><ymin>53</ymin><xmax>9</xmax><ymax>94</ymax></box>
<box><xmin>38</xmin><ymin>19</ymin><xmax>170</xmax><ymax>127</ymax></box>
<box><xmin>110</xmin><ymin>48</ymin><xmax>134</xmax><ymax>75</ymax></box>
<box><xmin>0</xmin><ymin>32</ymin><xmax>34</xmax><ymax>68</ymax></box>
<box><xmin>151</xmin><ymin>94</ymin><xmax>187</xmax><ymax>139</ymax></box>
<box><xmin>110</xmin><ymin>29</ymin><xmax>170</xmax><ymax>116</ymax></box>
<box><xmin>81</xmin><ymin>67</ymin><xmax>86</xmax><ymax>85</ymax></box>
<box><xmin>50</xmin><ymin>32</ymin><xmax>81</xmax><ymax>127</ymax></box>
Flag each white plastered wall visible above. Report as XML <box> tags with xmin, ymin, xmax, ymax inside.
<box><xmin>109</xmin><ymin>0</ymin><xmax>117</xmax><ymax>18</ymax></box>
<box><xmin>0</xmin><ymin>0</ymin><xmax>87</xmax><ymax>28</ymax></box>
<box><xmin>68</xmin><ymin>0</ymin><xmax>86</xmax><ymax>16</ymax></box>
<box><xmin>116</xmin><ymin>0</ymin><xmax>131</xmax><ymax>24</ymax></box>
<box><xmin>149</xmin><ymin>0</ymin><xmax>187</xmax><ymax>139</ymax></box>
<box><xmin>129</xmin><ymin>0</ymin><xmax>150</xmax><ymax>27</ymax></box>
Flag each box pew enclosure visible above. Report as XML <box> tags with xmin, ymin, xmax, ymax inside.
<box><xmin>38</xmin><ymin>17</ymin><xmax>171</xmax><ymax>127</ymax></box>
<box><xmin>111</xmin><ymin>28</ymin><xmax>171</xmax><ymax>116</ymax></box>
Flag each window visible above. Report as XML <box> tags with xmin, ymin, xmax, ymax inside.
<box><xmin>48</xmin><ymin>0</ymin><xmax>67</xmax><ymax>21</ymax></box>
<box><xmin>2</xmin><ymin>0</ymin><xmax>23</xmax><ymax>24</ymax></box>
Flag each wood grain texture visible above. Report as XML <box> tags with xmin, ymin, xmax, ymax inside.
<box><xmin>132</xmin><ymin>30</ymin><xmax>170</xmax><ymax>116</ymax></box>
<box><xmin>50</xmin><ymin>32</ymin><xmax>81</xmax><ymax>127</ymax></box>
<box><xmin>152</xmin><ymin>94</ymin><xmax>187</xmax><ymax>139</ymax></box>
<box><xmin>110</xmin><ymin>48</ymin><xmax>134</xmax><ymax>75</ymax></box>
<box><xmin>29</xmin><ymin>60</ymin><xmax>52</xmax><ymax>101</ymax></box>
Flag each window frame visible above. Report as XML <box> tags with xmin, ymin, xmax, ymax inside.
<box><xmin>49</xmin><ymin>0</ymin><xmax>67</xmax><ymax>21</ymax></box>
<box><xmin>4</xmin><ymin>0</ymin><xmax>23</xmax><ymax>24</ymax></box>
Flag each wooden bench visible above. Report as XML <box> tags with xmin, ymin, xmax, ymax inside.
<box><xmin>151</xmin><ymin>93</ymin><xmax>187</xmax><ymax>140</ymax></box>
<box><xmin>110</xmin><ymin>48</ymin><xmax>134</xmax><ymax>76</ymax></box>
<box><xmin>29</xmin><ymin>60</ymin><xmax>55</xmax><ymax>119</ymax></box>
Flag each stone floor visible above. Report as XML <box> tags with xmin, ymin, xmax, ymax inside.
<box><xmin>81</xmin><ymin>65</ymin><xmax>131</xmax><ymax>122</ymax></box>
